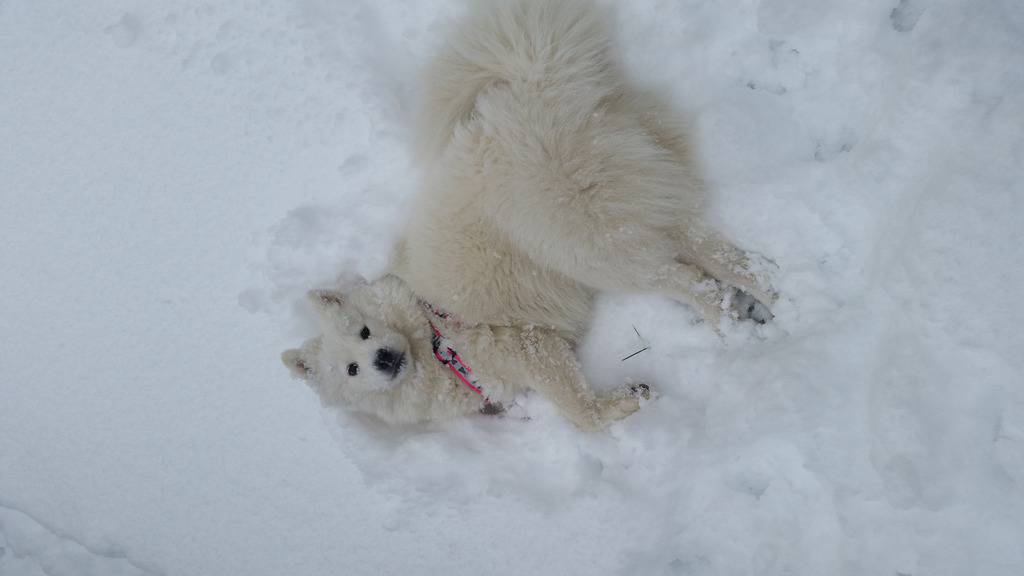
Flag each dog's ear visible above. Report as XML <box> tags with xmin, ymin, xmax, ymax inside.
<box><xmin>282</xmin><ymin>348</ymin><xmax>313</xmax><ymax>379</ymax></box>
<box><xmin>307</xmin><ymin>289</ymin><xmax>345</xmax><ymax>311</ymax></box>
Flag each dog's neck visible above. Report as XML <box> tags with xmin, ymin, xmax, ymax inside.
<box><xmin>421</xmin><ymin>301</ymin><xmax>493</xmax><ymax>403</ymax></box>
<box><xmin>419</xmin><ymin>299</ymin><xmax>464</xmax><ymax>329</ymax></box>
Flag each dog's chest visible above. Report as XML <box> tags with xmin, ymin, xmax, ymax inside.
<box><xmin>429</xmin><ymin>325</ymin><xmax>528</xmax><ymax>405</ymax></box>
<box><xmin>401</xmin><ymin>199</ymin><xmax>593</xmax><ymax>339</ymax></box>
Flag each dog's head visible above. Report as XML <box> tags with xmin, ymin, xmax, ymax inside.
<box><xmin>282</xmin><ymin>276</ymin><xmax>423</xmax><ymax>408</ymax></box>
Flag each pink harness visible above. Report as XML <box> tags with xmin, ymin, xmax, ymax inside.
<box><xmin>423</xmin><ymin>303</ymin><xmax>496</xmax><ymax>410</ymax></box>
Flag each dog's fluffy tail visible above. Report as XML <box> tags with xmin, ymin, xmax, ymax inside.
<box><xmin>416</xmin><ymin>0</ymin><xmax>616</xmax><ymax>160</ymax></box>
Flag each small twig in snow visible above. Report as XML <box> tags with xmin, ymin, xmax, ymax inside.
<box><xmin>621</xmin><ymin>346</ymin><xmax>650</xmax><ymax>362</ymax></box>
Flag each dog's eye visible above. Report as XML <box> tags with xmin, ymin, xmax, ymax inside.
<box><xmin>359</xmin><ymin>326</ymin><xmax>370</xmax><ymax>340</ymax></box>
<box><xmin>347</xmin><ymin>363</ymin><xmax>359</xmax><ymax>376</ymax></box>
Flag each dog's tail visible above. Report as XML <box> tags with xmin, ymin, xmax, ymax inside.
<box><xmin>415</xmin><ymin>0</ymin><xmax>616</xmax><ymax>160</ymax></box>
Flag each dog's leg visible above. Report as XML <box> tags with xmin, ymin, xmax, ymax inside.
<box><xmin>492</xmin><ymin>205</ymin><xmax>732</xmax><ymax>325</ymax></box>
<box><xmin>518</xmin><ymin>330</ymin><xmax>643</xmax><ymax>431</ymax></box>
<box><xmin>625</xmin><ymin>93</ymin><xmax>779</xmax><ymax>315</ymax></box>
<box><xmin>479</xmin><ymin>127</ymin><xmax>763</xmax><ymax>326</ymax></box>
<box><xmin>647</xmin><ymin>262</ymin><xmax>735</xmax><ymax>329</ymax></box>
<box><xmin>676</xmin><ymin>225</ymin><xmax>778</xmax><ymax>322</ymax></box>
<box><xmin>490</xmin><ymin>207</ymin><xmax>771</xmax><ymax>326</ymax></box>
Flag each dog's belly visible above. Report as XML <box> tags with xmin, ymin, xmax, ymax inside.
<box><xmin>399</xmin><ymin>206</ymin><xmax>594</xmax><ymax>340</ymax></box>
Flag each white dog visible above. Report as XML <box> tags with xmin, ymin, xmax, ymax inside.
<box><xmin>283</xmin><ymin>0</ymin><xmax>777</xmax><ymax>430</ymax></box>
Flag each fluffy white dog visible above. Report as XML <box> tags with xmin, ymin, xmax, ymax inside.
<box><xmin>283</xmin><ymin>0</ymin><xmax>777</xmax><ymax>430</ymax></box>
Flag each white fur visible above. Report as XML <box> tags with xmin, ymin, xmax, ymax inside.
<box><xmin>284</xmin><ymin>0</ymin><xmax>777</xmax><ymax>430</ymax></box>
<box><xmin>283</xmin><ymin>276</ymin><xmax>643</xmax><ymax>430</ymax></box>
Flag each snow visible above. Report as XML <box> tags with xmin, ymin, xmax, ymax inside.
<box><xmin>1</xmin><ymin>0</ymin><xmax>1022</xmax><ymax>574</ymax></box>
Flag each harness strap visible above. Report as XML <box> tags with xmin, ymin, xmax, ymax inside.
<box><xmin>423</xmin><ymin>302</ymin><xmax>494</xmax><ymax>407</ymax></box>
<box><xmin>430</xmin><ymin>322</ymin><xmax>486</xmax><ymax>399</ymax></box>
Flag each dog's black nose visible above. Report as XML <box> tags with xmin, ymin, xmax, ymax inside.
<box><xmin>373</xmin><ymin>348</ymin><xmax>404</xmax><ymax>375</ymax></box>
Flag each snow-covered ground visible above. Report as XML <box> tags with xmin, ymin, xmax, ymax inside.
<box><xmin>2</xmin><ymin>0</ymin><xmax>1023</xmax><ymax>574</ymax></box>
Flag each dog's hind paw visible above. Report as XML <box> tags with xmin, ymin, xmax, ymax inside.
<box><xmin>731</xmin><ymin>289</ymin><xmax>774</xmax><ymax>324</ymax></box>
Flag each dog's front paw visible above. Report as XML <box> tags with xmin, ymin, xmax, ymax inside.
<box><xmin>479</xmin><ymin>401</ymin><xmax>505</xmax><ymax>415</ymax></box>
<box><xmin>628</xmin><ymin>382</ymin><xmax>651</xmax><ymax>400</ymax></box>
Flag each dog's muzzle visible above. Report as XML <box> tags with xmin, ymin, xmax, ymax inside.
<box><xmin>373</xmin><ymin>348</ymin><xmax>405</xmax><ymax>378</ymax></box>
